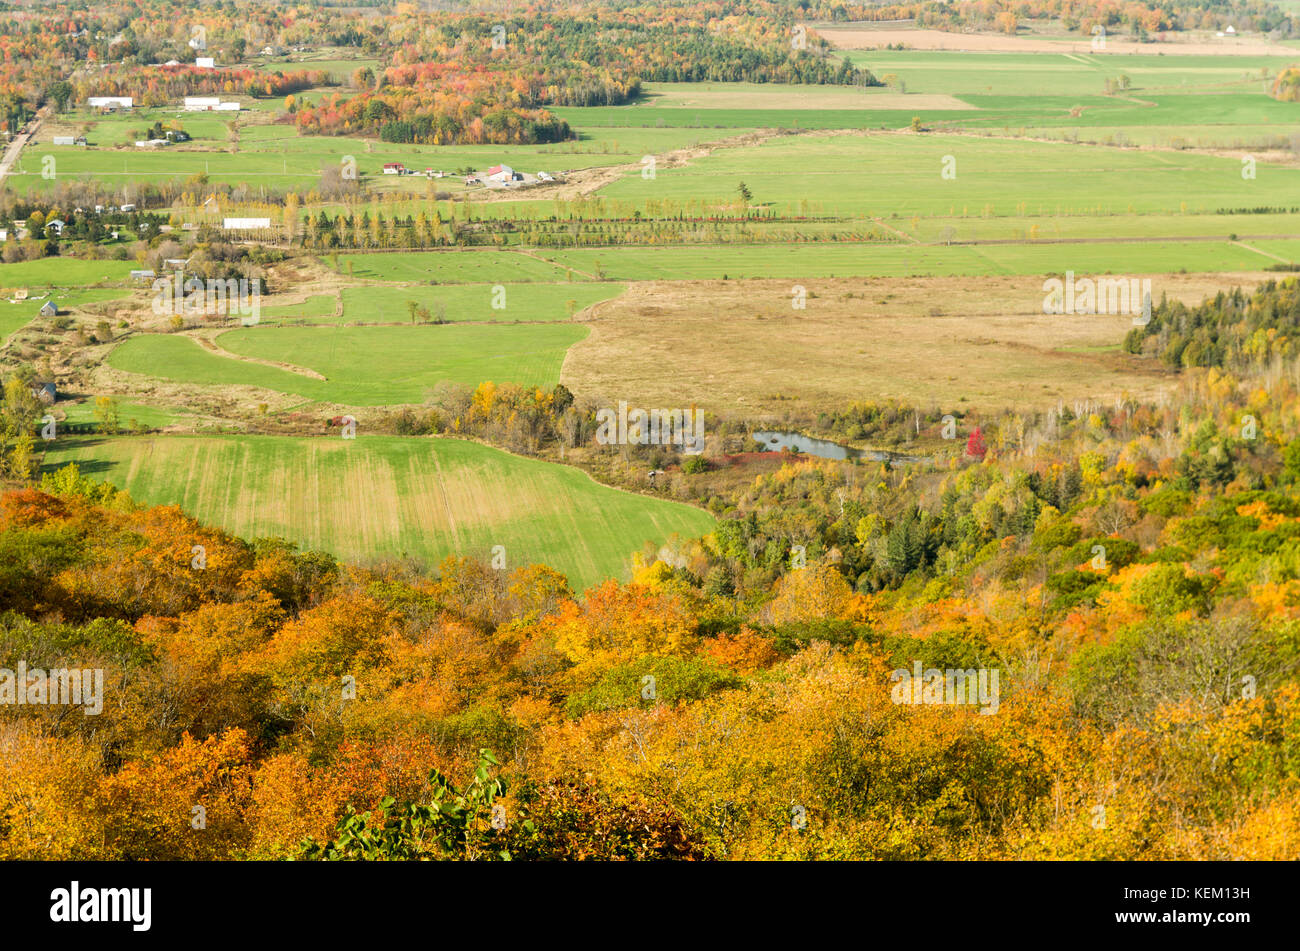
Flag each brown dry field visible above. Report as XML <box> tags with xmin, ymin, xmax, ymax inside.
<box><xmin>561</xmin><ymin>272</ymin><xmax>1271</xmax><ymax>416</ymax></box>
<box><xmin>646</xmin><ymin>86</ymin><xmax>973</xmax><ymax>110</ymax></box>
<box><xmin>812</xmin><ymin>25</ymin><xmax>1299</xmax><ymax>56</ymax></box>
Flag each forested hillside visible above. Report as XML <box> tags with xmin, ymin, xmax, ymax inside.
<box><xmin>4</xmin><ymin>280</ymin><xmax>1300</xmax><ymax>861</ymax></box>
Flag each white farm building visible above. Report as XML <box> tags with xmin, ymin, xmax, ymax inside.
<box><xmin>222</xmin><ymin>217</ymin><xmax>272</xmax><ymax>231</ymax></box>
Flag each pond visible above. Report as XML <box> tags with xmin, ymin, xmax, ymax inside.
<box><xmin>753</xmin><ymin>430</ymin><xmax>924</xmax><ymax>466</ymax></box>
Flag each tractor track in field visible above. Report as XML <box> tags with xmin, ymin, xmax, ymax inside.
<box><xmin>191</xmin><ymin>330</ymin><xmax>327</xmax><ymax>380</ymax></box>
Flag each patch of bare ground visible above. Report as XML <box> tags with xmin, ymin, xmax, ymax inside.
<box><xmin>84</xmin><ymin>355</ymin><xmax>382</xmax><ymax>431</ymax></box>
<box><xmin>561</xmin><ymin>272</ymin><xmax>1271</xmax><ymax>417</ymax></box>
<box><xmin>472</xmin><ymin>128</ymin><xmax>817</xmax><ymax>203</ymax></box>
<box><xmin>811</xmin><ymin>25</ymin><xmax>1299</xmax><ymax>56</ymax></box>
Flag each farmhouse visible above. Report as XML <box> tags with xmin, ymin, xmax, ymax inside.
<box><xmin>44</xmin><ymin>219</ymin><xmax>65</xmax><ymax>236</ymax></box>
<box><xmin>39</xmin><ymin>300</ymin><xmax>57</xmax><ymax>317</ymax></box>
<box><xmin>222</xmin><ymin>217</ymin><xmax>272</xmax><ymax>231</ymax></box>
<box><xmin>87</xmin><ymin>96</ymin><xmax>132</xmax><ymax>110</ymax></box>
<box><xmin>31</xmin><ymin>382</ymin><xmax>56</xmax><ymax>404</ymax></box>
<box><xmin>383</xmin><ymin>163</ymin><xmax>406</xmax><ymax>175</ymax></box>
<box><xmin>485</xmin><ymin>164</ymin><xmax>519</xmax><ymax>184</ymax></box>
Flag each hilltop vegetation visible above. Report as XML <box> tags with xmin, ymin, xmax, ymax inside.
<box><xmin>1</xmin><ymin>0</ymin><xmax>1299</xmax><ymax>867</ymax></box>
<box><xmin>4</xmin><ymin>279</ymin><xmax>1300</xmax><ymax>859</ymax></box>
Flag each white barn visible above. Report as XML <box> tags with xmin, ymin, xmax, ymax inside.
<box><xmin>88</xmin><ymin>96</ymin><xmax>132</xmax><ymax>110</ymax></box>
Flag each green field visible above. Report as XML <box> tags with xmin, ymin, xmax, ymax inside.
<box><xmin>532</xmin><ymin>240</ymin><xmax>1274</xmax><ymax>281</ymax></box>
<box><xmin>331</xmin><ymin>250</ymin><xmax>576</xmax><ymax>283</ymax></box>
<box><xmin>842</xmin><ymin>51</ymin><xmax>1285</xmax><ymax>97</ymax></box>
<box><xmin>551</xmin><ymin>56</ymin><xmax>1293</xmax><ymax>149</ymax></box>
<box><xmin>11</xmin><ymin>119</ymin><xmax>741</xmax><ymax>195</ymax></box>
<box><xmin>0</xmin><ymin>287</ymin><xmax>129</xmax><ymax>346</ymax></box>
<box><xmin>589</xmin><ymin>131</ymin><xmax>1300</xmax><ymax>219</ymax></box>
<box><xmin>0</xmin><ymin>258</ymin><xmax>134</xmax><ymax>286</ymax></box>
<box><xmin>60</xmin><ymin>399</ymin><xmax>188</xmax><ymax>429</ymax></box>
<box><xmin>0</xmin><ymin>300</ymin><xmax>34</xmax><ymax>345</ymax></box>
<box><xmin>108</xmin><ymin>324</ymin><xmax>588</xmax><ymax>405</ymax></box>
<box><xmin>41</xmin><ymin>434</ymin><xmax>715</xmax><ymax>591</ymax></box>
<box><xmin>260</xmin><ymin>294</ymin><xmax>339</xmax><ymax>320</ymax></box>
<box><xmin>334</xmin><ymin>282</ymin><xmax>623</xmax><ymax>324</ymax></box>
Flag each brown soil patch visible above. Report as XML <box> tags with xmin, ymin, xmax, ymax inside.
<box><xmin>561</xmin><ymin>272</ymin><xmax>1270</xmax><ymax>417</ymax></box>
<box><xmin>813</xmin><ymin>25</ymin><xmax>1299</xmax><ymax>56</ymax></box>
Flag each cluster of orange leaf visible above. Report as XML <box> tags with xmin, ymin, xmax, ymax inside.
<box><xmin>2</xmin><ymin>443</ymin><xmax>1298</xmax><ymax>858</ymax></box>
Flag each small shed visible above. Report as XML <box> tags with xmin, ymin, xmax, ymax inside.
<box><xmin>31</xmin><ymin>382</ymin><xmax>56</xmax><ymax>404</ymax></box>
<box><xmin>39</xmin><ymin>300</ymin><xmax>57</xmax><ymax>317</ymax></box>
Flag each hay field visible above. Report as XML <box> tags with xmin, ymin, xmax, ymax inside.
<box><xmin>561</xmin><ymin>273</ymin><xmax>1266</xmax><ymax>414</ymax></box>
<box><xmin>42</xmin><ymin>434</ymin><xmax>715</xmax><ymax>592</ymax></box>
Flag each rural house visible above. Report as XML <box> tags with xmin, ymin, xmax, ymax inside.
<box><xmin>383</xmin><ymin>163</ymin><xmax>406</xmax><ymax>175</ymax></box>
<box><xmin>486</xmin><ymin>164</ymin><xmax>519</xmax><ymax>184</ymax></box>
<box><xmin>39</xmin><ymin>300</ymin><xmax>57</xmax><ymax>317</ymax></box>
<box><xmin>30</xmin><ymin>382</ymin><xmax>56</xmax><ymax>404</ymax></box>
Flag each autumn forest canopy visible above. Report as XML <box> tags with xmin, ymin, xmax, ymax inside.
<box><xmin>0</xmin><ymin>0</ymin><xmax>1298</xmax><ymax>900</ymax></box>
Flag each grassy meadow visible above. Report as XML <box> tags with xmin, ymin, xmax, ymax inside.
<box><xmin>107</xmin><ymin>324</ymin><xmax>589</xmax><ymax>405</ymax></box>
<box><xmin>40</xmin><ymin>434</ymin><xmax>715</xmax><ymax>591</ymax></box>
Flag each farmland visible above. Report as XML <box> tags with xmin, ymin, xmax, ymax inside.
<box><xmin>40</xmin><ymin>434</ymin><xmax>715</xmax><ymax>591</ymax></box>
<box><xmin>8</xmin><ymin>0</ymin><xmax>1300</xmax><ymax>876</ymax></box>
<box><xmin>559</xmin><ymin>272</ymin><xmax>1262</xmax><ymax>415</ymax></box>
<box><xmin>7</xmin><ymin>16</ymin><xmax>1300</xmax><ymax>624</ymax></box>
<box><xmin>334</xmin><ymin>282</ymin><xmax>624</xmax><ymax>324</ymax></box>
<box><xmin>107</xmin><ymin>323</ymin><xmax>589</xmax><ymax>405</ymax></box>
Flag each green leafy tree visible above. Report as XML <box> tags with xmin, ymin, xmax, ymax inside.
<box><xmin>298</xmin><ymin>750</ymin><xmax>530</xmax><ymax>860</ymax></box>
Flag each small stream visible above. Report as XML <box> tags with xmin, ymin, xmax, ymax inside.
<box><xmin>753</xmin><ymin>430</ymin><xmax>925</xmax><ymax>466</ymax></box>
